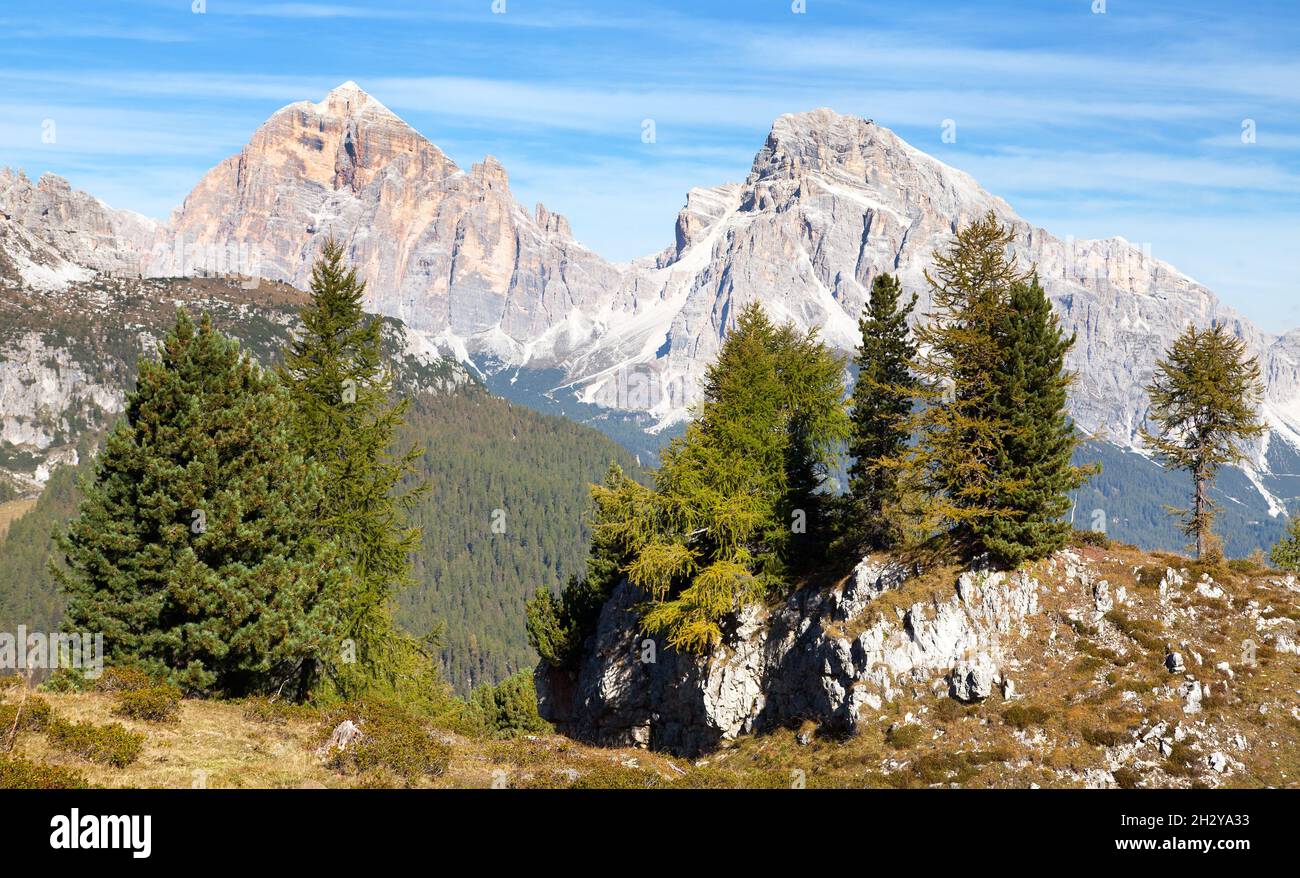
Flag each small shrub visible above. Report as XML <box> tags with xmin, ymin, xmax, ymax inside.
<box><xmin>241</xmin><ymin>697</ymin><xmax>310</xmax><ymax>726</ymax></box>
<box><xmin>1164</xmin><ymin>740</ymin><xmax>1204</xmax><ymax>778</ymax></box>
<box><xmin>1082</xmin><ymin>726</ymin><xmax>1129</xmax><ymax>747</ymax></box>
<box><xmin>909</xmin><ymin>749</ymin><xmax>1011</xmax><ymax>786</ymax></box>
<box><xmin>1071</xmin><ymin>655</ymin><xmax>1105</xmax><ymax>676</ymax></box>
<box><xmin>0</xmin><ymin>695</ymin><xmax>53</xmax><ymax>733</ymax></box>
<box><xmin>469</xmin><ymin>671</ymin><xmax>551</xmax><ymax>738</ymax></box>
<box><xmin>323</xmin><ymin>701</ymin><xmax>451</xmax><ymax>785</ymax></box>
<box><xmin>1104</xmin><ymin>610</ymin><xmax>1165</xmax><ymax>652</ymax></box>
<box><xmin>0</xmin><ymin>674</ymin><xmax>24</xmax><ymax>689</ymax></box>
<box><xmin>1131</xmin><ymin>565</ymin><xmax>1164</xmax><ymax>589</ymax></box>
<box><xmin>0</xmin><ymin>757</ymin><xmax>91</xmax><ymax>789</ymax></box>
<box><xmin>95</xmin><ymin>666</ymin><xmax>156</xmax><ymax>693</ymax></box>
<box><xmin>1112</xmin><ymin>766</ymin><xmax>1143</xmax><ymax>789</ymax></box>
<box><xmin>885</xmin><ymin>723</ymin><xmax>925</xmax><ymax>749</ymax></box>
<box><xmin>113</xmin><ymin>685</ymin><xmax>182</xmax><ymax>723</ymax></box>
<box><xmin>568</xmin><ymin>763</ymin><xmax>663</xmax><ymax>790</ymax></box>
<box><xmin>42</xmin><ymin>670</ymin><xmax>89</xmax><ymax>693</ymax></box>
<box><xmin>1071</xmin><ymin>528</ymin><xmax>1111</xmax><ymax>549</ymax></box>
<box><xmin>46</xmin><ymin>717</ymin><xmax>145</xmax><ymax>767</ymax></box>
<box><xmin>1002</xmin><ymin>703</ymin><xmax>1052</xmax><ymax>729</ymax></box>
<box><xmin>931</xmin><ymin>697</ymin><xmax>973</xmax><ymax>723</ymax></box>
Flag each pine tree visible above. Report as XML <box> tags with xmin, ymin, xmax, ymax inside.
<box><xmin>597</xmin><ymin>303</ymin><xmax>848</xmax><ymax>653</ymax></box>
<box><xmin>55</xmin><ymin>312</ymin><xmax>343</xmax><ymax>698</ymax></box>
<box><xmin>889</xmin><ymin>211</ymin><xmax>1029</xmax><ymax>549</ymax></box>
<box><xmin>979</xmin><ymin>275</ymin><xmax>1094</xmax><ymax>565</ymax></box>
<box><xmin>1142</xmin><ymin>323</ymin><xmax>1265</xmax><ymax>560</ymax></box>
<box><xmin>280</xmin><ymin>239</ymin><xmax>426</xmax><ymax>694</ymax></box>
<box><xmin>470</xmin><ymin>671</ymin><xmax>552</xmax><ymax>737</ymax></box>
<box><xmin>843</xmin><ymin>273</ymin><xmax>918</xmax><ymax>552</ymax></box>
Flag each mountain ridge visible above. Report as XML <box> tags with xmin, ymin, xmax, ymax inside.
<box><xmin>2</xmin><ymin>82</ymin><xmax>1297</xmax><ymax>542</ymax></box>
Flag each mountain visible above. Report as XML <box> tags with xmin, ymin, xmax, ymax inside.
<box><xmin>0</xmin><ymin>168</ymin><xmax>157</xmax><ymax>281</ymax></box>
<box><xmin>153</xmin><ymin>82</ymin><xmax>620</xmax><ymax>361</ymax></box>
<box><xmin>2</xmin><ymin>83</ymin><xmax>1297</xmax><ymax>553</ymax></box>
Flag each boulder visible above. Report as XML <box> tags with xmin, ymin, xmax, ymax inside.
<box><xmin>950</xmin><ymin>655</ymin><xmax>998</xmax><ymax>702</ymax></box>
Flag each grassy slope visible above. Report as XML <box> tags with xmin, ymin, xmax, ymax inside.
<box><xmin>0</xmin><ymin>499</ymin><xmax>36</xmax><ymax>540</ymax></box>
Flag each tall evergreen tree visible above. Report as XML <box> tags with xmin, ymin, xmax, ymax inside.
<box><xmin>281</xmin><ymin>239</ymin><xmax>426</xmax><ymax>694</ymax></box>
<box><xmin>844</xmin><ymin>272</ymin><xmax>918</xmax><ymax>552</ymax></box>
<box><xmin>889</xmin><ymin>211</ymin><xmax>1029</xmax><ymax>549</ymax></box>
<box><xmin>55</xmin><ymin>312</ymin><xmax>343</xmax><ymax>697</ymax></box>
<box><xmin>597</xmin><ymin>303</ymin><xmax>848</xmax><ymax>653</ymax></box>
<box><xmin>979</xmin><ymin>275</ymin><xmax>1094</xmax><ymax>565</ymax></box>
<box><xmin>1142</xmin><ymin>323</ymin><xmax>1264</xmax><ymax>560</ymax></box>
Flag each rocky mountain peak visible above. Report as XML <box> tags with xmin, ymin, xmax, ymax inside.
<box><xmin>470</xmin><ymin>156</ymin><xmax>510</xmax><ymax>190</ymax></box>
<box><xmin>314</xmin><ymin>80</ymin><xmax>389</xmax><ymax>118</ymax></box>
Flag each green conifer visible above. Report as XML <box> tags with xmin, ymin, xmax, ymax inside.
<box><xmin>979</xmin><ymin>275</ymin><xmax>1093</xmax><ymax>565</ymax></box>
<box><xmin>844</xmin><ymin>273</ymin><xmax>918</xmax><ymax>552</ymax></box>
<box><xmin>1142</xmin><ymin>323</ymin><xmax>1265</xmax><ymax>560</ymax></box>
<box><xmin>280</xmin><ymin>240</ymin><xmax>426</xmax><ymax>694</ymax></box>
<box><xmin>56</xmin><ymin>312</ymin><xmax>343</xmax><ymax>698</ymax></box>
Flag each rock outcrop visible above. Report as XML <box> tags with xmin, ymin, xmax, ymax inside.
<box><xmin>0</xmin><ymin>168</ymin><xmax>158</xmax><ymax>281</ymax></box>
<box><xmin>537</xmin><ymin>556</ymin><xmax>1041</xmax><ymax>756</ymax></box>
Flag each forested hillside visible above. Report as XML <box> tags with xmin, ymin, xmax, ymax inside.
<box><xmin>0</xmin><ymin>459</ymin><xmax>87</xmax><ymax>633</ymax></box>
<box><xmin>397</xmin><ymin>388</ymin><xmax>640</xmax><ymax>692</ymax></box>
<box><xmin>0</xmin><ymin>276</ymin><xmax>638</xmax><ymax>694</ymax></box>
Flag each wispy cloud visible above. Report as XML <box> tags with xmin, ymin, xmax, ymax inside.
<box><xmin>1</xmin><ymin>0</ymin><xmax>1296</xmax><ymax>329</ymax></box>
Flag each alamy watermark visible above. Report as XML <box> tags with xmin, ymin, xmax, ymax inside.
<box><xmin>0</xmin><ymin>626</ymin><xmax>104</xmax><ymax>679</ymax></box>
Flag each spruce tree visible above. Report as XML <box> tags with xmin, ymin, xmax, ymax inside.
<box><xmin>1142</xmin><ymin>323</ymin><xmax>1264</xmax><ymax>560</ymax></box>
<box><xmin>55</xmin><ymin>312</ymin><xmax>343</xmax><ymax>698</ymax></box>
<box><xmin>979</xmin><ymin>275</ymin><xmax>1094</xmax><ymax>565</ymax></box>
<box><xmin>891</xmin><ymin>211</ymin><xmax>1029</xmax><ymax>549</ymax></box>
<box><xmin>281</xmin><ymin>239</ymin><xmax>426</xmax><ymax>694</ymax></box>
<box><xmin>844</xmin><ymin>273</ymin><xmax>918</xmax><ymax>552</ymax></box>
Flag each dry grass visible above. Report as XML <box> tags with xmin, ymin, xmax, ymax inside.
<box><xmin>0</xmin><ymin>497</ymin><xmax>36</xmax><ymax>540</ymax></box>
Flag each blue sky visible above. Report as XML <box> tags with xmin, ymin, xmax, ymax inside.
<box><xmin>2</xmin><ymin>0</ymin><xmax>1297</xmax><ymax>330</ymax></box>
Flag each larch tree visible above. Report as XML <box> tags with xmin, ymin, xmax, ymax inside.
<box><xmin>1141</xmin><ymin>323</ymin><xmax>1264</xmax><ymax>561</ymax></box>
<box><xmin>889</xmin><ymin>211</ymin><xmax>1029</xmax><ymax>550</ymax></box>
<box><xmin>596</xmin><ymin>303</ymin><xmax>848</xmax><ymax>653</ymax></box>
